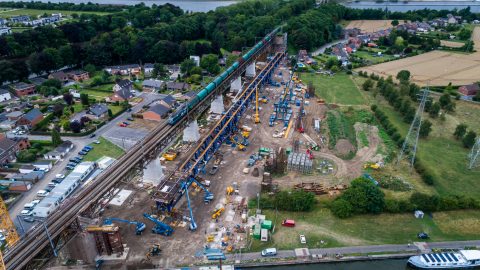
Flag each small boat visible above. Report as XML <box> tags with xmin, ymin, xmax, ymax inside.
<box><xmin>408</xmin><ymin>250</ymin><xmax>480</xmax><ymax>269</ymax></box>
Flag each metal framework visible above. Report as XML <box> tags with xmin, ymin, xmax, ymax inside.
<box><xmin>0</xmin><ymin>197</ymin><xmax>19</xmax><ymax>270</ymax></box>
<box><xmin>154</xmin><ymin>52</ymin><xmax>285</xmax><ymax>230</ymax></box>
<box><xmin>397</xmin><ymin>89</ymin><xmax>429</xmax><ymax>169</ymax></box>
<box><xmin>270</xmin><ymin>64</ymin><xmax>296</xmax><ymax>127</ymax></box>
<box><xmin>468</xmin><ymin>137</ymin><xmax>480</xmax><ymax>169</ymax></box>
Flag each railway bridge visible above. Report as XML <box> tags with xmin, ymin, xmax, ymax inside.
<box><xmin>3</xmin><ymin>28</ymin><xmax>286</xmax><ymax>270</ymax></box>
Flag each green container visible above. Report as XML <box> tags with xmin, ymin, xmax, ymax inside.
<box><xmin>286</xmin><ymin>148</ymin><xmax>292</xmax><ymax>155</ymax></box>
<box><xmin>253</xmin><ymin>225</ymin><xmax>261</xmax><ymax>239</ymax></box>
<box><xmin>261</xmin><ymin>220</ymin><xmax>273</xmax><ymax>230</ymax></box>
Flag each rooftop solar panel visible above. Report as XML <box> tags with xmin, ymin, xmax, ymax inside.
<box><xmin>422</xmin><ymin>254</ymin><xmax>430</xmax><ymax>263</ymax></box>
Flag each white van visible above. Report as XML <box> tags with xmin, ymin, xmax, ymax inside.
<box><xmin>20</xmin><ymin>209</ymin><xmax>32</xmax><ymax>216</ymax></box>
<box><xmin>261</xmin><ymin>248</ymin><xmax>277</xmax><ymax>257</ymax></box>
<box><xmin>37</xmin><ymin>190</ymin><xmax>49</xmax><ymax>197</ymax></box>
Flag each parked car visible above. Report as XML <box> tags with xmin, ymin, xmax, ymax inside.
<box><xmin>127</xmin><ymin>117</ymin><xmax>134</xmax><ymax>121</ymax></box>
<box><xmin>37</xmin><ymin>190</ymin><xmax>49</xmax><ymax>197</ymax></box>
<box><xmin>31</xmin><ymin>199</ymin><xmax>40</xmax><ymax>205</ymax></box>
<box><xmin>67</xmin><ymin>162</ymin><xmax>77</xmax><ymax>167</ymax></box>
<box><xmin>66</xmin><ymin>165</ymin><xmax>75</xmax><ymax>170</ymax></box>
<box><xmin>281</xmin><ymin>219</ymin><xmax>295</xmax><ymax>227</ymax></box>
<box><xmin>84</xmin><ymin>146</ymin><xmax>93</xmax><ymax>150</ymax></box>
<box><xmin>417</xmin><ymin>232</ymin><xmax>429</xmax><ymax>239</ymax></box>
<box><xmin>69</xmin><ymin>159</ymin><xmax>79</xmax><ymax>163</ymax></box>
<box><xmin>299</xmin><ymin>235</ymin><xmax>307</xmax><ymax>244</ymax></box>
<box><xmin>20</xmin><ymin>210</ymin><xmax>32</xmax><ymax>216</ymax></box>
<box><xmin>261</xmin><ymin>248</ymin><xmax>277</xmax><ymax>257</ymax></box>
<box><xmin>23</xmin><ymin>217</ymin><xmax>35</xmax><ymax>223</ymax></box>
<box><xmin>94</xmin><ymin>140</ymin><xmax>100</xmax><ymax>144</ymax></box>
<box><xmin>82</xmin><ymin>148</ymin><xmax>91</xmax><ymax>152</ymax></box>
<box><xmin>119</xmin><ymin>123</ymin><xmax>127</xmax><ymax>127</ymax></box>
<box><xmin>122</xmin><ymin>121</ymin><xmax>130</xmax><ymax>125</ymax></box>
<box><xmin>78</xmin><ymin>151</ymin><xmax>87</xmax><ymax>155</ymax></box>
<box><xmin>23</xmin><ymin>203</ymin><xmax>35</xmax><ymax>211</ymax></box>
<box><xmin>44</xmin><ymin>187</ymin><xmax>53</xmax><ymax>192</ymax></box>
<box><xmin>55</xmin><ymin>174</ymin><xmax>65</xmax><ymax>179</ymax></box>
<box><xmin>53</xmin><ymin>178</ymin><xmax>64</xmax><ymax>184</ymax></box>
<box><xmin>75</xmin><ymin>156</ymin><xmax>83</xmax><ymax>161</ymax></box>
<box><xmin>127</xmin><ymin>108</ymin><xmax>132</xmax><ymax>112</ymax></box>
<box><xmin>48</xmin><ymin>182</ymin><xmax>57</xmax><ymax>188</ymax></box>
<box><xmin>89</xmin><ymin>133</ymin><xmax>96</xmax><ymax>138</ymax></box>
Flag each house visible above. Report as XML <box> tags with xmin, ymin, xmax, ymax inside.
<box><xmin>33</xmin><ymin>160</ymin><xmax>53</xmax><ymax>170</ymax></box>
<box><xmin>0</xmin><ymin>18</ymin><xmax>6</xmax><ymax>26</ymax></box>
<box><xmin>447</xmin><ymin>14</ymin><xmax>458</xmax><ymax>24</ymax></box>
<box><xmin>10</xmin><ymin>171</ymin><xmax>45</xmax><ymax>183</ymax></box>
<box><xmin>142</xmin><ymin>80</ymin><xmax>165</xmax><ymax>92</ymax></box>
<box><xmin>167</xmin><ymin>82</ymin><xmax>190</xmax><ymax>92</ymax></box>
<box><xmin>17</xmin><ymin>108</ymin><xmax>43</xmax><ymax>128</ymax></box>
<box><xmin>48</xmin><ymin>71</ymin><xmax>68</xmax><ymax>83</ymax></box>
<box><xmin>19</xmin><ymin>165</ymin><xmax>36</xmax><ymax>174</ymax></box>
<box><xmin>9</xmin><ymin>181</ymin><xmax>31</xmax><ymax>192</ymax></box>
<box><xmin>110</xmin><ymin>79</ymin><xmax>134</xmax><ymax>102</ymax></box>
<box><xmin>190</xmin><ymin>55</ymin><xmax>200</xmax><ymax>66</ymax></box>
<box><xmin>143</xmin><ymin>104</ymin><xmax>170</xmax><ymax>121</ymax></box>
<box><xmin>0</xmin><ymin>27</ymin><xmax>11</xmax><ymax>36</ymax></box>
<box><xmin>143</xmin><ymin>63</ymin><xmax>155</xmax><ymax>76</ymax></box>
<box><xmin>6</xmin><ymin>111</ymin><xmax>23</xmax><ymax>121</ymax></box>
<box><xmin>10</xmin><ymin>15</ymin><xmax>30</xmax><ymax>23</ymax></box>
<box><xmin>67</xmin><ymin>70</ymin><xmax>90</xmax><ymax>82</ymax></box>
<box><xmin>12</xmin><ymin>137</ymin><xmax>30</xmax><ymax>151</ymax></box>
<box><xmin>159</xmin><ymin>95</ymin><xmax>176</xmax><ymax>109</ymax></box>
<box><xmin>30</xmin><ymin>77</ymin><xmax>48</xmax><ymax>86</ymax></box>
<box><xmin>87</xmin><ymin>104</ymin><xmax>108</xmax><ymax>119</ymax></box>
<box><xmin>43</xmin><ymin>140</ymin><xmax>73</xmax><ymax>160</ymax></box>
<box><xmin>104</xmin><ymin>64</ymin><xmax>141</xmax><ymax>76</ymax></box>
<box><xmin>0</xmin><ymin>135</ymin><xmax>19</xmax><ymax>164</ymax></box>
<box><xmin>10</xmin><ymin>82</ymin><xmax>35</xmax><ymax>97</ymax></box>
<box><xmin>0</xmin><ymin>89</ymin><xmax>12</xmax><ymax>102</ymax></box>
<box><xmin>458</xmin><ymin>83</ymin><xmax>479</xmax><ymax>96</ymax></box>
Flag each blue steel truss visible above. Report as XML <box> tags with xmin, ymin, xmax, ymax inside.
<box><xmin>270</xmin><ymin>65</ymin><xmax>296</xmax><ymax>127</ymax></box>
<box><xmin>154</xmin><ymin>52</ymin><xmax>285</xmax><ymax>230</ymax></box>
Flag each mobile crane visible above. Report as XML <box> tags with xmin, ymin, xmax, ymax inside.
<box><xmin>143</xmin><ymin>213</ymin><xmax>174</xmax><ymax>236</ymax></box>
<box><xmin>103</xmin><ymin>217</ymin><xmax>146</xmax><ymax>235</ymax></box>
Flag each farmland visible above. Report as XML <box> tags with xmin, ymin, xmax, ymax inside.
<box><xmin>300</xmin><ymin>72</ymin><xmax>366</xmax><ymax>105</ymax></box>
<box><xmin>346</xmin><ymin>20</ymin><xmax>404</xmax><ymax>33</ymax></box>
<box><xmin>356</xmin><ymin>26</ymin><xmax>480</xmax><ymax>86</ymax></box>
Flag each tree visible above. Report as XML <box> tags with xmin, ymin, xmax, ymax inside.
<box><xmin>339</xmin><ymin>177</ymin><xmax>385</xmax><ymax>215</ymax></box>
<box><xmin>63</xmin><ymin>93</ymin><xmax>74</xmax><ymax>105</ymax></box>
<box><xmin>80</xmin><ymin>93</ymin><xmax>90</xmax><ymax>106</ymax></box>
<box><xmin>152</xmin><ymin>63</ymin><xmax>168</xmax><ymax>78</ymax></box>
<box><xmin>180</xmin><ymin>58</ymin><xmax>196</xmax><ymax>76</ymax></box>
<box><xmin>391</xmin><ymin>19</ymin><xmax>399</xmax><ymax>26</ymax></box>
<box><xmin>410</xmin><ymin>192</ymin><xmax>438</xmax><ymax>212</ymax></box>
<box><xmin>429</xmin><ymin>102</ymin><xmax>440</xmax><ymax>118</ymax></box>
<box><xmin>362</xmin><ymin>79</ymin><xmax>374</xmax><ymax>91</ymax></box>
<box><xmin>325</xmin><ymin>57</ymin><xmax>339</xmax><ymax>69</ymax></box>
<box><xmin>474</xmin><ymin>90</ymin><xmax>480</xmax><ymax>102</ymax></box>
<box><xmin>419</xmin><ymin>120</ymin><xmax>432</xmax><ymax>138</ymax></box>
<box><xmin>53</xmin><ymin>103</ymin><xmax>64</xmax><ymax>117</ymax></box>
<box><xmin>200</xmin><ymin>54</ymin><xmax>220</xmax><ymax>75</ymax></box>
<box><xmin>330</xmin><ymin>199</ymin><xmax>353</xmax><ymax>218</ymax></box>
<box><xmin>84</xmin><ymin>64</ymin><xmax>96</xmax><ymax>75</ymax></box>
<box><xmin>70</xmin><ymin>120</ymin><xmax>82</xmax><ymax>133</ymax></box>
<box><xmin>51</xmin><ymin>129</ymin><xmax>62</xmax><ymax>147</ymax></box>
<box><xmin>396</xmin><ymin>70</ymin><xmax>410</xmax><ymax>83</ymax></box>
<box><xmin>439</xmin><ymin>93</ymin><xmax>455</xmax><ymax>112</ymax></box>
<box><xmin>16</xmin><ymin>150</ymin><xmax>36</xmax><ymax>163</ymax></box>
<box><xmin>108</xmin><ymin>109</ymin><xmax>113</xmax><ymax>118</ymax></box>
<box><xmin>462</xmin><ymin>131</ymin><xmax>477</xmax><ymax>148</ymax></box>
<box><xmin>454</xmin><ymin>123</ymin><xmax>468</xmax><ymax>139</ymax></box>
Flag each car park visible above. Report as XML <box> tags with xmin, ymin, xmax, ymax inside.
<box><xmin>261</xmin><ymin>248</ymin><xmax>277</xmax><ymax>257</ymax></box>
<box><xmin>300</xmin><ymin>235</ymin><xmax>307</xmax><ymax>244</ymax></box>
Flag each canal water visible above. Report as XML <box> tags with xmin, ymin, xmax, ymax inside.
<box><xmin>343</xmin><ymin>1</ymin><xmax>480</xmax><ymax>12</ymax></box>
<box><xmin>249</xmin><ymin>258</ymin><xmax>414</xmax><ymax>270</ymax></box>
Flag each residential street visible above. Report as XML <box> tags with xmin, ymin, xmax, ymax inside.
<box><xmin>229</xmin><ymin>240</ymin><xmax>480</xmax><ymax>263</ymax></box>
<box><xmin>9</xmin><ymin>92</ymin><xmax>164</xmax><ymax>234</ymax></box>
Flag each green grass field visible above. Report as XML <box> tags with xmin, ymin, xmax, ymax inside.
<box><xmin>300</xmin><ymin>72</ymin><xmax>366</xmax><ymax>105</ymax></box>
<box><xmin>353</xmin><ymin>50</ymin><xmax>396</xmax><ymax>64</ymax></box>
<box><xmin>249</xmin><ymin>207</ymin><xmax>480</xmax><ymax>252</ymax></box>
<box><xmin>0</xmin><ymin>8</ymin><xmax>111</xmax><ymax>18</ymax></box>
<box><xmin>80</xmin><ymin>89</ymin><xmax>112</xmax><ymax>100</ymax></box>
<box><xmin>108</xmin><ymin>105</ymin><xmax>123</xmax><ymax>115</ymax></box>
<box><xmin>82</xmin><ymin>137</ymin><xmax>124</xmax><ymax>162</ymax></box>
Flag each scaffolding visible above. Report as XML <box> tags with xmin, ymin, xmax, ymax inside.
<box><xmin>0</xmin><ymin>197</ymin><xmax>19</xmax><ymax>270</ymax></box>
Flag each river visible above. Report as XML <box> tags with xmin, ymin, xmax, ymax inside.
<box><xmin>250</xmin><ymin>258</ymin><xmax>414</xmax><ymax>270</ymax></box>
<box><xmin>343</xmin><ymin>1</ymin><xmax>480</xmax><ymax>12</ymax></box>
<box><xmin>0</xmin><ymin>0</ymin><xmax>237</xmax><ymax>12</ymax></box>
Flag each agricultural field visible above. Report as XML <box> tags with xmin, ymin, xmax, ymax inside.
<box><xmin>300</xmin><ymin>72</ymin><xmax>366</xmax><ymax>105</ymax></box>
<box><xmin>345</xmin><ymin>20</ymin><xmax>404</xmax><ymax>32</ymax></box>
<box><xmin>440</xmin><ymin>40</ymin><xmax>465</xmax><ymax>48</ymax></box>
<box><xmin>250</xmin><ymin>208</ymin><xmax>480</xmax><ymax>251</ymax></box>
<box><xmin>356</xmin><ymin>26</ymin><xmax>480</xmax><ymax>86</ymax></box>
<box><xmin>0</xmin><ymin>8</ymin><xmax>111</xmax><ymax>18</ymax></box>
<box><xmin>82</xmin><ymin>137</ymin><xmax>125</xmax><ymax>162</ymax></box>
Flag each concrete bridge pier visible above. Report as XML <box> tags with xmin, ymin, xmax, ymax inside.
<box><xmin>143</xmin><ymin>157</ymin><xmax>164</xmax><ymax>185</ymax></box>
<box><xmin>230</xmin><ymin>76</ymin><xmax>242</xmax><ymax>93</ymax></box>
<box><xmin>246</xmin><ymin>61</ymin><xmax>256</xmax><ymax>78</ymax></box>
<box><xmin>210</xmin><ymin>95</ymin><xmax>225</xmax><ymax>114</ymax></box>
<box><xmin>183</xmin><ymin>120</ymin><xmax>200</xmax><ymax>142</ymax></box>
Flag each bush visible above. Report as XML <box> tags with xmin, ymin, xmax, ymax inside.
<box><xmin>16</xmin><ymin>150</ymin><xmax>36</xmax><ymax>162</ymax></box>
<box><xmin>251</xmin><ymin>190</ymin><xmax>316</xmax><ymax>212</ymax></box>
<box><xmin>330</xmin><ymin>199</ymin><xmax>353</xmax><ymax>218</ymax></box>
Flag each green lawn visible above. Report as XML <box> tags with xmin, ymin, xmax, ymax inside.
<box><xmin>82</xmin><ymin>137</ymin><xmax>125</xmax><ymax>162</ymax></box>
<box><xmin>353</xmin><ymin>50</ymin><xmax>396</xmax><ymax>64</ymax></box>
<box><xmin>108</xmin><ymin>105</ymin><xmax>124</xmax><ymax>115</ymax></box>
<box><xmin>0</xmin><ymin>8</ymin><xmax>111</xmax><ymax>18</ymax></box>
<box><xmin>249</xmin><ymin>207</ymin><xmax>480</xmax><ymax>252</ymax></box>
<box><xmin>300</xmin><ymin>72</ymin><xmax>366</xmax><ymax>105</ymax></box>
<box><xmin>79</xmin><ymin>89</ymin><xmax>112</xmax><ymax>100</ymax></box>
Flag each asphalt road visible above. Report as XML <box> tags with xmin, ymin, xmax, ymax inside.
<box><xmin>10</xmin><ymin>92</ymin><xmax>164</xmax><ymax>234</ymax></box>
<box><xmin>230</xmin><ymin>240</ymin><xmax>480</xmax><ymax>262</ymax></box>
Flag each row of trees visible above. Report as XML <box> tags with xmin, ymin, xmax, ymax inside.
<box><xmin>453</xmin><ymin>124</ymin><xmax>477</xmax><ymax>148</ymax></box>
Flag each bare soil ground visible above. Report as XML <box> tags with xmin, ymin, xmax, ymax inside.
<box><xmin>440</xmin><ymin>40</ymin><xmax>464</xmax><ymax>48</ymax></box>
<box><xmin>356</xmin><ymin>26</ymin><xmax>480</xmax><ymax>86</ymax></box>
<box><xmin>335</xmin><ymin>139</ymin><xmax>355</xmax><ymax>156</ymax></box>
<box><xmin>345</xmin><ymin>20</ymin><xmax>403</xmax><ymax>33</ymax></box>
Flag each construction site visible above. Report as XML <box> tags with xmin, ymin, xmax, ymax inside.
<box><xmin>33</xmin><ymin>50</ymin><xmax>389</xmax><ymax>269</ymax></box>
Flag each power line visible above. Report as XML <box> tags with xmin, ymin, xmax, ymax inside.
<box><xmin>468</xmin><ymin>137</ymin><xmax>480</xmax><ymax>169</ymax></box>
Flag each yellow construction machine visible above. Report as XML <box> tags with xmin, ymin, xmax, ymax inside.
<box><xmin>162</xmin><ymin>150</ymin><xmax>177</xmax><ymax>161</ymax></box>
<box><xmin>212</xmin><ymin>207</ymin><xmax>225</xmax><ymax>219</ymax></box>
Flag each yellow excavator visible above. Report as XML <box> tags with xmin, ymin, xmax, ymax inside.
<box><xmin>212</xmin><ymin>207</ymin><xmax>225</xmax><ymax>219</ymax></box>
